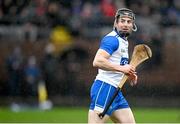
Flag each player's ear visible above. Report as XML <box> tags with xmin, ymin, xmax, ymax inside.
<box><xmin>132</xmin><ymin>23</ymin><xmax>137</xmax><ymax>32</ymax></box>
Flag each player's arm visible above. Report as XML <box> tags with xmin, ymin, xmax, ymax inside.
<box><xmin>93</xmin><ymin>49</ymin><xmax>136</xmax><ymax>75</ymax></box>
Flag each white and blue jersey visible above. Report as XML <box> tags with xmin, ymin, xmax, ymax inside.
<box><xmin>89</xmin><ymin>30</ymin><xmax>130</xmax><ymax>115</ymax></box>
<box><xmin>95</xmin><ymin>30</ymin><xmax>129</xmax><ymax>88</ymax></box>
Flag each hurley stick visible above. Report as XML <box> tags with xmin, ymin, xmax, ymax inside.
<box><xmin>99</xmin><ymin>44</ymin><xmax>152</xmax><ymax>119</ymax></box>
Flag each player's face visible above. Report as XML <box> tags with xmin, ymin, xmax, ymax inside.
<box><xmin>115</xmin><ymin>16</ymin><xmax>133</xmax><ymax>34</ymax></box>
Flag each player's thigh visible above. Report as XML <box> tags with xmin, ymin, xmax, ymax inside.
<box><xmin>88</xmin><ymin>110</ymin><xmax>109</xmax><ymax>123</ymax></box>
<box><xmin>110</xmin><ymin>108</ymin><xmax>135</xmax><ymax>123</ymax></box>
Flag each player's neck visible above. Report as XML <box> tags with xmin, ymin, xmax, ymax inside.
<box><xmin>114</xmin><ymin>28</ymin><xmax>128</xmax><ymax>41</ymax></box>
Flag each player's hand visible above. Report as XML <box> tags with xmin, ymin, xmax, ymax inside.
<box><xmin>129</xmin><ymin>73</ymin><xmax>138</xmax><ymax>86</ymax></box>
<box><xmin>121</xmin><ymin>64</ymin><xmax>135</xmax><ymax>75</ymax></box>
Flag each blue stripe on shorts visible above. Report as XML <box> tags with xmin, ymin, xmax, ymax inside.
<box><xmin>89</xmin><ymin>80</ymin><xmax>129</xmax><ymax>116</ymax></box>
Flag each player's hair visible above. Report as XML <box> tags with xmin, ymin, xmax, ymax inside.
<box><xmin>113</xmin><ymin>8</ymin><xmax>137</xmax><ymax>32</ymax></box>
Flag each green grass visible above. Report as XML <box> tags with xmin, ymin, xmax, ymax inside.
<box><xmin>0</xmin><ymin>107</ymin><xmax>180</xmax><ymax>123</ymax></box>
<box><xmin>133</xmin><ymin>108</ymin><xmax>180</xmax><ymax>123</ymax></box>
<box><xmin>0</xmin><ymin>107</ymin><xmax>88</xmax><ymax>123</ymax></box>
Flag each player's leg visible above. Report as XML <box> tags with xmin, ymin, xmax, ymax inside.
<box><xmin>105</xmin><ymin>89</ymin><xmax>136</xmax><ymax>123</ymax></box>
<box><xmin>89</xmin><ymin>80</ymin><xmax>114</xmax><ymax>123</ymax></box>
<box><xmin>110</xmin><ymin>108</ymin><xmax>136</xmax><ymax>123</ymax></box>
<box><xmin>88</xmin><ymin>110</ymin><xmax>109</xmax><ymax>123</ymax></box>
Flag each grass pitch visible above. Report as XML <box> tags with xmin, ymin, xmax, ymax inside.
<box><xmin>0</xmin><ymin>107</ymin><xmax>179</xmax><ymax>123</ymax></box>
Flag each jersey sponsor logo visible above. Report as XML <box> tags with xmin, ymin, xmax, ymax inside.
<box><xmin>120</xmin><ymin>57</ymin><xmax>129</xmax><ymax>65</ymax></box>
<box><xmin>121</xmin><ymin>49</ymin><xmax>126</xmax><ymax>53</ymax></box>
<box><xmin>121</xmin><ymin>48</ymin><xmax>128</xmax><ymax>53</ymax></box>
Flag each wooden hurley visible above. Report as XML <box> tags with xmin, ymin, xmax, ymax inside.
<box><xmin>99</xmin><ymin>44</ymin><xmax>152</xmax><ymax>119</ymax></box>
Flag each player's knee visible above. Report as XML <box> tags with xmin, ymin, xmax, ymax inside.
<box><xmin>88</xmin><ymin>110</ymin><xmax>109</xmax><ymax>123</ymax></box>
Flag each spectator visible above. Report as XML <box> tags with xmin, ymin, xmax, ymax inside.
<box><xmin>100</xmin><ymin>0</ymin><xmax>116</xmax><ymax>18</ymax></box>
<box><xmin>24</xmin><ymin>55</ymin><xmax>41</xmax><ymax>96</ymax></box>
<box><xmin>59</xmin><ymin>45</ymin><xmax>89</xmax><ymax>96</ymax></box>
<box><xmin>6</xmin><ymin>46</ymin><xmax>24</xmax><ymax>97</ymax></box>
<box><xmin>41</xmin><ymin>42</ymin><xmax>58</xmax><ymax>95</ymax></box>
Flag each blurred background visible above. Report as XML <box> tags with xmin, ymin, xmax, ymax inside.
<box><xmin>0</xmin><ymin>0</ymin><xmax>180</xmax><ymax>122</ymax></box>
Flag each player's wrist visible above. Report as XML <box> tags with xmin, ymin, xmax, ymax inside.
<box><xmin>115</xmin><ymin>65</ymin><xmax>125</xmax><ymax>73</ymax></box>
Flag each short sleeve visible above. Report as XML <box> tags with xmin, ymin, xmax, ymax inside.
<box><xmin>100</xmin><ymin>36</ymin><xmax>119</xmax><ymax>55</ymax></box>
